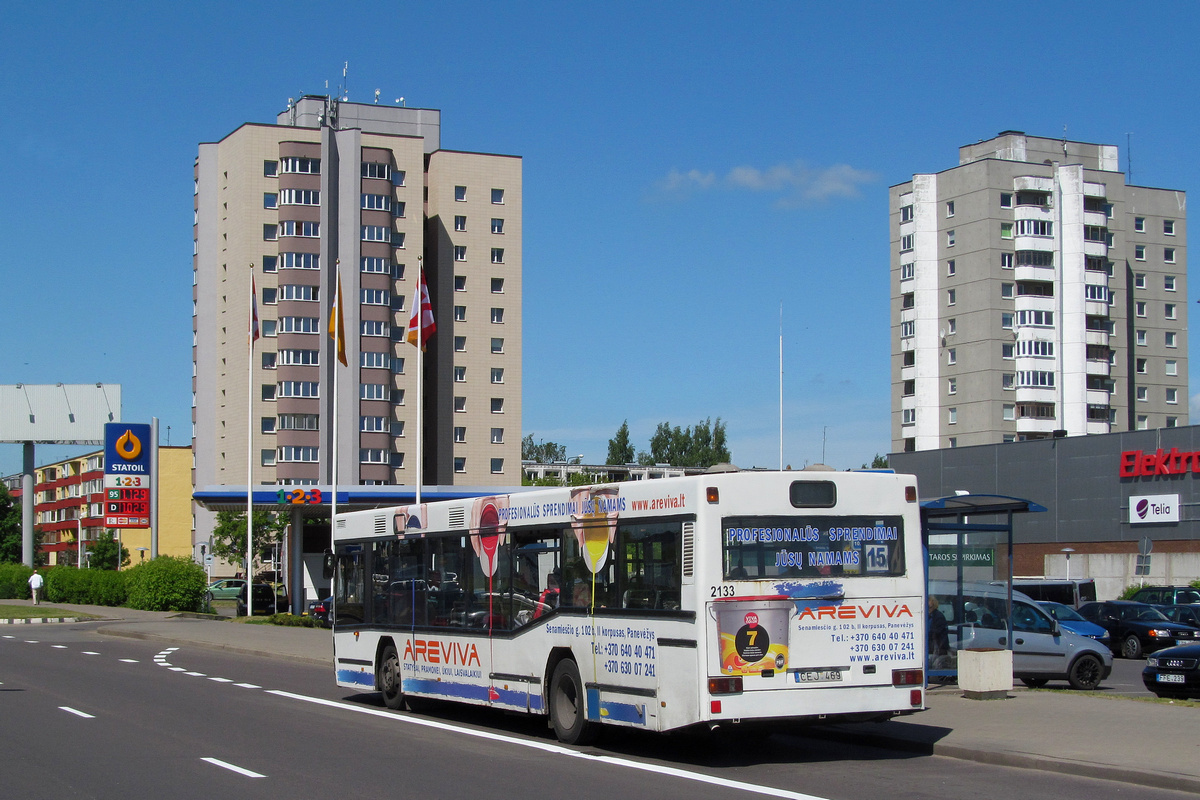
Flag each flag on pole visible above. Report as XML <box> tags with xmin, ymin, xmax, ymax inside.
<box><xmin>250</xmin><ymin>276</ymin><xmax>260</xmax><ymax>345</ymax></box>
<box><xmin>407</xmin><ymin>266</ymin><xmax>436</xmax><ymax>350</ymax></box>
<box><xmin>329</xmin><ymin>262</ymin><xmax>347</xmax><ymax>366</ymax></box>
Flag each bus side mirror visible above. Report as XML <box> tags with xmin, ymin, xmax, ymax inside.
<box><xmin>322</xmin><ymin>550</ymin><xmax>334</xmax><ymax>581</ymax></box>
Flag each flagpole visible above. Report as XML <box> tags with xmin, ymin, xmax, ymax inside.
<box><xmin>415</xmin><ymin>256</ymin><xmax>423</xmax><ymax>508</ymax></box>
<box><xmin>331</xmin><ymin>261</ymin><xmax>340</xmax><ymax>559</ymax></box>
<box><xmin>247</xmin><ymin>265</ymin><xmax>257</xmax><ymax>616</ymax></box>
<box><xmin>779</xmin><ymin>302</ymin><xmax>784</xmax><ymax>472</ymax></box>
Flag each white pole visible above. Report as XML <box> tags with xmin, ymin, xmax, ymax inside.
<box><xmin>150</xmin><ymin>417</ymin><xmax>159</xmax><ymax>558</ymax></box>
<box><xmin>415</xmin><ymin>256</ymin><xmax>424</xmax><ymax>508</ymax></box>
<box><xmin>779</xmin><ymin>303</ymin><xmax>784</xmax><ymax>472</ymax></box>
<box><xmin>247</xmin><ymin>267</ymin><xmax>256</xmax><ymax>616</ymax></box>
<box><xmin>77</xmin><ymin>517</ymin><xmax>83</xmax><ymax>569</ymax></box>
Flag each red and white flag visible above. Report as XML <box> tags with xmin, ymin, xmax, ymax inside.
<box><xmin>250</xmin><ymin>277</ymin><xmax>260</xmax><ymax>345</ymax></box>
<box><xmin>407</xmin><ymin>267</ymin><xmax>436</xmax><ymax>350</ymax></box>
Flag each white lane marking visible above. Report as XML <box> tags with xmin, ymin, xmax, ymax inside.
<box><xmin>60</xmin><ymin>707</ymin><xmax>95</xmax><ymax>719</ymax></box>
<box><xmin>234</xmin><ymin>683</ymin><xmax>261</xmax><ymax>689</ymax></box>
<box><xmin>82</xmin><ymin>652</ymin><xmax>99</xmax><ymax>656</ymax></box>
<box><xmin>184</xmin><ymin>672</ymin><xmax>206</xmax><ymax>677</ymax></box>
<box><xmin>267</xmin><ymin>690</ymin><xmax>832</xmax><ymax>800</ymax></box>
<box><xmin>200</xmin><ymin>757</ymin><xmax>266</xmax><ymax>778</ymax></box>
<box><xmin>24</xmin><ymin>641</ymin><xmax>38</xmax><ymax>644</ymax></box>
<box><xmin>2</xmin><ymin>634</ymin><xmax>13</xmax><ymax>638</ymax></box>
<box><xmin>208</xmin><ymin>677</ymin><xmax>233</xmax><ymax>683</ymax></box>
<box><xmin>169</xmin><ymin>667</ymin><xmax>187</xmax><ymax>672</ymax></box>
<box><xmin>51</xmin><ymin>645</ymin><xmax>67</xmax><ymax>649</ymax></box>
<box><xmin>120</xmin><ymin>659</ymin><xmax>139</xmax><ymax>663</ymax></box>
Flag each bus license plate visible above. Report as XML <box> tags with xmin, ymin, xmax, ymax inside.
<box><xmin>795</xmin><ymin>669</ymin><xmax>842</xmax><ymax>683</ymax></box>
<box><xmin>1157</xmin><ymin>673</ymin><xmax>1186</xmax><ymax>684</ymax></box>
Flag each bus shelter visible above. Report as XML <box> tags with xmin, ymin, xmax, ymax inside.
<box><xmin>921</xmin><ymin>494</ymin><xmax>1047</xmax><ymax>683</ymax></box>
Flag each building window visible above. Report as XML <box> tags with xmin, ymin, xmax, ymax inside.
<box><xmin>1164</xmin><ymin>219</ymin><xmax>1175</xmax><ymax>235</ymax></box>
<box><xmin>491</xmin><ymin>248</ymin><xmax>504</xmax><ymax>264</ymax></box>
<box><xmin>264</xmin><ymin>160</ymin><xmax>278</xmax><ymax>177</ymax></box>
<box><xmin>1166</xmin><ymin>303</ymin><xmax>1177</xmax><ymax>320</ymax></box>
<box><xmin>1083</xmin><ymin>225</ymin><xmax>1107</xmax><ymax>243</ymax></box>
<box><xmin>261</xmin><ymin>449</ymin><xmax>276</xmax><ymax>467</ymax></box>
<box><xmin>901</xmin><ymin>408</ymin><xmax>916</xmax><ymax>425</ymax></box>
<box><xmin>1003</xmin><ymin>404</ymin><xmax>1015</xmax><ymax>421</ymax></box>
<box><xmin>455</xmin><ymin>275</ymin><xmax>467</xmax><ymax>291</ymax></box>
<box><xmin>947</xmin><ymin>259</ymin><xmax>956</xmax><ymax>276</ymax></box>
<box><xmin>262</xmin><ymin>352</ymin><xmax>277</xmax><ymax>370</ymax></box>
<box><xmin>902</xmin><ymin>380</ymin><xmax>915</xmax><ymax>398</ymax></box>
<box><xmin>1015</xmin><ymin>219</ymin><xmax>1052</xmax><ymax>237</ymax></box>
<box><xmin>362</xmin><ymin>256</ymin><xmax>390</xmax><ymax>274</ymax></box>
<box><xmin>361</xmin><ymin>416</ymin><xmax>388</xmax><ymax>433</ymax></box>
<box><xmin>1000</xmin><ymin>252</ymin><xmax>1014</xmax><ymax>269</ymax></box>
<box><xmin>360</xmin><ymin>384</ymin><xmax>389</xmax><ymax>400</ymax></box>
<box><xmin>454</xmin><ymin>457</ymin><xmax>466</xmax><ymax>473</ymax></box>
<box><xmin>360</xmin><ymin>449</ymin><xmax>388</xmax><ymax>464</ymax></box>
<box><xmin>1002</xmin><ymin>373</ymin><xmax>1015</xmax><ymax>390</ymax></box>
<box><xmin>262</xmin><ymin>320</ymin><xmax>277</xmax><ymax>337</ymax></box>
<box><xmin>947</xmin><ymin>378</ymin><xmax>957</xmax><ymax>395</ymax></box>
<box><xmin>491</xmin><ymin>428</ymin><xmax>504</xmax><ymax>444</ymax></box>
<box><xmin>1167</xmin><ymin>417</ymin><xmax>1179</xmax><ymax>428</ymax></box>
<box><xmin>491</xmin><ymin>308</ymin><xmax>504</xmax><ymax>324</ymax></box>
<box><xmin>1001</xmin><ymin>283</ymin><xmax>1014</xmax><ymax>299</ymax></box>
<box><xmin>491</xmin><ymin>218</ymin><xmax>504</xmax><ymax>234</ymax></box>
<box><xmin>264</xmin><ymin>193</ymin><xmax>278</xmax><ymax>209</ymax></box>
<box><xmin>454</xmin><ymin>246</ymin><xmax>467</xmax><ymax>261</ymax></box>
<box><xmin>947</xmin><ymin>289</ymin><xmax>956</xmax><ymax>306</ymax></box>
<box><xmin>362</xmin><ymin>225</ymin><xmax>389</xmax><ymax>242</ymax></box>
<box><xmin>491</xmin><ymin>368</ymin><xmax>504</xmax><ymax>384</ymax></box>
<box><xmin>1000</xmin><ymin>192</ymin><xmax>1012</xmax><ymax>208</ymax></box>
<box><xmin>280</xmin><ymin>252</ymin><xmax>319</xmax><ymax>270</ymax></box>
<box><xmin>947</xmin><ymin>318</ymin><xmax>956</xmax><ymax>334</ymax></box>
<box><xmin>1137</xmin><ymin>415</ymin><xmax>1149</xmax><ymax>430</ymax></box>
<box><xmin>1136</xmin><ymin>330</ymin><xmax>1147</xmax><ymax>346</ymax></box>
<box><xmin>947</xmin><ymin>348</ymin><xmax>956</xmax><ymax>365</ymax></box>
<box><xmin>1000</xmin><ymin>222</ymin><xmax>1013</xmax><ymax>239</ymax></box>
<box><xmin>491</xmin><ymin>398</ymin><xmax>504</xmax><ymax>414</ymax></box>
<box><xmin>361</xmin><ymin>193</ymin><xmax>391</xmax><ymax>211</ymax></box>
<box><xmin>454</xmin><ymin>427</ymin><xmax>466</xmax><ymax>443</ymax></box>
<box><xmin>1135</xmin><ymin>301</ymin><xmax>1147</xmax><ymax>317</ymax></box>
<box><xmin>262</xmin><ymin>255</ymin><xmax>278</xmax><ymax>273</ymax></box>
<box><xmin>263</xmin><ymin>224</ymin><xmax>278</xmax><ymax>241</ymax></box>
<box><xmin>279</xmin><ymin>220</ymin><xmax>320</xmax><ymax>238</ymax></box>
<box><xmin>946</xmin><ymin>230</ymin><xmax>955</xmax><ymax>247</ymax></box>
<box><xmin>279</xmin><ymin>316</ymin><xmax>321</xmax><ymax>334</ymax></box>
<box><xmin>1001</xmin><ymin>312</ymin><xmax>1014</xmax><ymax>329</ymax></box>
<box><xmin>900</xmin><ymin>262</ymin><xmax>914</xmax><ymax>281</ymax></box>
<box><xmin>281</xmin><ymin>189</ymin><xmax>320</xmax><ymax>206</ymax></box>
<box><xmin>362</xmin><ymin>162</ymin><xmax>391</xmax><ymax>180</ymax></box>
<box><xmin>360</xmin><ymin>352</ymin><xmax>389</xmax><ymax>369</ymax></box>
<box><xmin>1135</xmin><ymin>245</ymin><xmax>1146</xmax><ymax>261</ymax></box>
<box><xmin>1164</xmin><ymin>247</ymin><xmax>1176</xmax><ymax>263</ymax></box>
<box><xmin>1134</xmin><ymin>217</ymin><xmax>1145</xmax><ymax>232</ymax></box>
<box><xmin>1166</xmin><ymin>331</ymin><xmax>1178</xmax><ymax>348</ymax></box>
<box><xmin>454</xmin><ymin>185</ymin><xmax>467</xmax><ymax>202</ymax></box>
<box><xmin>900</xmin><ymin>320</ymin><xmax>914</xmax><ymax>338</ymax></box>
<box><xmin>1136</xmin><ymin>358</ymin><xmax>1147</xmax><ymax>374</ymax></box>
<box><xmin>454</xmin><ymin>305</ymin><xmax>466</xmax><ymax>322</ymax></box>
<box><xmin>1002</xmin><ymin>343</ymin><xmax>1015</xmax><ymax>359</ymax></box>
<box><xmin>454</xmin><ymin>336</ymin><xmax>466</xmax><ymax>352</ymax></box>
<box><xmin>491</xmin><ymin>337</ymin><xmax>504</xmax><ymax>354</ymax></box>
<box><xmin>278</xmin><ymin>285</ymin><xmax>318</xmax><ymax>302</ymax></box>
<box><xmin>361</xmin><ymin>320</ymin><xmax>390</xmax><ymax>337</ymax></box>
<box><xmin>1135</xmin><ymin>273</ymin><xmax>1147</xmax><ymax>289</ymax></box>
<box><xmin>454</xmin><ymin>366</ymin><xmax>466</xmax><ymax>382</ymax></box>
<box><xmin>455</xmin><ymin>215</ymin><xmax>467</xmax><ymax>232</ymax></box>
<box><xmin>948</xmin><ymin>408</ymin><xmax>957</xmax><ymax>425</ymax></box>
<box><xmin>901</xmin><ymin>293</ymin><xmax>915</xmax><ymax>310</ymax></box>
<box><xmin>277</xmin><ymin>414</ymin><xmax>319</xmax><ymax>431</ymax></box>
<box><xmin>491</xmin><ymin>188</ymin><xmax>504</xmax><ymax>204</ymax></box>
<box><xmin>1016</xmin><ymin>309</ymin><xmax>1054</xmax><ymax>327</ymax></box>
<box><xmin>280</xmin><ymin>157</ymin><xmax>320</xmax><ymax>174</ymax></box>
<box><xmin>491</xmin><ymin>278</ymin><xmax>505</xmax><ymax>294</ymax></box>
<box><xmin>1136</xmin><ymin>387</ymin><xmax>1148</xmax><ymax>402</ymax></box>
<box><xmin>454</xmin><ymin>396</ymin><xmax>466</xmax><ymax>413</ymax></box>
<box><xmin>900</xmin><ymin>234</ymin><xmax>913</xmax><ymax>252</ymax></box>
<box><xmin>1166</xmin><ymin>359</ymin><xmax>1178</xmax><ymax>376</ymax></box>
<box><xmin>1167</xmin><ymin>388</ymin><xmax>1179</xmax><ymax>405</ymax></box>
<box><xmin>278</xmin><ymin>446</ymin><xmax>319</xmax><ymax>462</ymax></box>
<box><xmin>261</xmin><ymin>417</ymin><xmax>276</xmax><ymax>434</ymax></box>
<box><xmin>946</xmin><ymin>201</ymin><xmax>955</xmax><ymax>218</ymax></box>
<box><xmin>490</xmin><ymin>458</ymin><xmax>504</xmax><ymax>474</ymax></box>
<box><xmin>1165</xmin><ymin>275</ymin><xmax>1176</xmax><ymax>291</ymax></box>
<box><xmin>902</xmin><ymin>351</ymin><xmax>915</xmax><ymax>367</ymax></box>
<box><xmin>899</xmin><ymin>205</ymin><xmax>913</xmax><ymax>222</ymax></box>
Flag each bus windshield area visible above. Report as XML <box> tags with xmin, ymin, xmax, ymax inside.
<box><xmin>722</xmin><ymin>515</ymin><xmax>906</xmax><ymax>580</ymax></box>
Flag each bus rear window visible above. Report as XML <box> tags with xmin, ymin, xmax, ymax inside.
<box><xmin>790</xmin><ymin>481</ymin><xmax>836</xmax><ymax>508</ymax></box>
<box><xmin>723</xmin><ymin>515</ymin><xmax>905</xmax><ymax>579</ymax></box>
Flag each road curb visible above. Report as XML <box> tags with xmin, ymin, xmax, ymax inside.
<box><xmin>97</xmin><ymin>625</ymin><xmax>331</xmax><ymax>668</ymax></box>
<box><xmin>0</xmin><ymin>617</ymin><xmax>80</xmax><ymax>624</ymax></box>
<box><xmin>808</xmin><ymin>725</ymin><xmax>1200</xmax><ymax>795</ymax></box>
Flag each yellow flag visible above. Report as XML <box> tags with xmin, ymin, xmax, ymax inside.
<box><xmin>329</xmin><ymin>268</ymin><xmax>347</xmax><ymax>366</ymax></box>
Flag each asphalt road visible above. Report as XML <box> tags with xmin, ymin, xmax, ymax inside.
<box><xmin>0</xmin><ymin>622</ymin><xmax>1192</xmax><ymax>800</ymax></box>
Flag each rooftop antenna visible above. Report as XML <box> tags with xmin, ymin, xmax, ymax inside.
<box><xmin>396</xmin><ymin>97</ymin><xmax>405</xmax><ymax>107</ymax></box>
<box><xmin>1061</xmin><ymin>124</ymin><xmax>1068</xmax><ymax>156</ymax></box>
<box><xmin>1127</xmin><ymin>132</ymin><xmax>1133</xmax><ymax>184</ymax></box>
<box><xmin>374</xmin><ymin>89</ymin><xmax>380</xmax><ymax>104</ymax></box>
<box><xmin>341</xmin><ymin>61</ymin><xmax>349</xmax><ymax>101</ymax></box>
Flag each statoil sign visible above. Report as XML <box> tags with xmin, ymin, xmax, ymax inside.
<box><xmin>1128</xmin><ymin>494</ymin><xmax>1179</xmax><ymax>525</ymax></box>
<box><xmin>104</xmin><ymin>423</ymin><xmax>152</xmax><ymax>528</ymax></box>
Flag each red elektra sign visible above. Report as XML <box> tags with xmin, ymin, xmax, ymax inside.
<box><xmin>1119</xmin><ymin>449</ymin><xmax>1200</xmax><ymax>478</ymax></box>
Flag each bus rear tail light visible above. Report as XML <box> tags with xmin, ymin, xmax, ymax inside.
<box><xmin>905</xmin><ymin>485</ymin><xmax>917</xmax><ymax>502</ymax></box>
<box><xmin>708</xmin><ymin>676</ymin><xmax>743</xmax><ymax>695</ymax></box>
<box><xmin>706</xmin><ymin>487</ymin><xmax>720</xmax><ymax>504</ymax></box>
<box><xmin>910</xmin><ymin>688</ymin><xmax>923</xmax><ymax>706</ymax></box>
<box><xmin>891</xmin><ymin>669</ymin><xmax>923</xmax><ymax>687</ymax></box>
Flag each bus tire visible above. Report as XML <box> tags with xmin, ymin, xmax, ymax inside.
<box><xmin>379</xmin><ymin>644</ymin><xmax>405</xmax><ymax>710</ymax></box>
<box><xmin>549</xmin><ymin>659</ymin><xmax>596</xmax><ymax>745</ymax></box>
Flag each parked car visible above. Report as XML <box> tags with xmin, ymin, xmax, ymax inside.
<box><xmin>1129</xmin><ymin>586</ymin><xmax>1200</xmax><ymax>606</ymax></box>
<box><xmin>1076</xmin><ymin>600</ymin><xmax>1200</xmax><ymax>659</ymax></box>
<box><xmin>236</xmin><ymin>583</ymin><xmax>287</xmax><ymax>616</ymax></box>
<box><xmin>205</xmin><ymin>578</ymin><xmax>246</xmax><ymax>602</ymax></box>
<box><xmin>1155</xmin><ymin>604</ymin><xmax>1200</xmax><ymax>628</ymax></box>
<box><xmin>1008</xmin><ymin>578</ymin><xmax>1098</xmax><ymax>608</ymax></box>
<box><xmin>1142</xmin><ymin>643</ymin><xmax>1200</xmax><ymax>699</ymax></box>
<box><xmin>1037</xmin><ymin>601</ymin><xmax>1111</xmax><ymax>645</ymax></box>
<box><xmin>308</xmin><ymin>596</ymin><xmax>333</xmax><ymax>627</ymax></box>
<box><xmin>929</xmin><ymin>581</ymin><xmax>1113</xmax><ymax>690</ymax></box>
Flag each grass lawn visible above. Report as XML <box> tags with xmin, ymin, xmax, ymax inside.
<box><xmin>0</xmin><ymin>604</ymin><xmax>98</xmax><ymax>620</ymax></box>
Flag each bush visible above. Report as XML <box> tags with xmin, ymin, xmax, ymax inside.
<box><xmin>265</xmin><ymin>613</ymin><xmax>320</xmax><ymax>627</ymax></box>
<box><xmin>0</xmin><ymin>563</ymin><xmax>35</xmax><ymax>599</ymax></box>
<box><xmin>43</xmin><ymin>567</ymin><xmax>128</xmax><ymax>606</ymax></box>
<box><xmin>124</xmin><ymin>556</ymin><xmax>206</xmax><ymax>612</ymax></box>
<box><xmin>1118</xmin><ymin>584</ymin><xmax>1144</xmax><ymax>600</ymax></box>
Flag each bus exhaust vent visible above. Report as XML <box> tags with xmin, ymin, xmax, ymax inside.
<box><xmin>682</xmin><ymin>521</ymin><xmax>694</xmax><ymax>578</ymax></box>
<box><xmin>449</xmin><ymin>507</ymin><xmax>467</xmax><ymax>528</ymax></box>
<box><xmin>335</xmin><ymin>518</ymin><xmax>346</xmax><ymax>529</ymax></box>
<box><xmin>374</xmin><ymin>515</ymin><xmax>388</xmax><ymax>536</ymax></box>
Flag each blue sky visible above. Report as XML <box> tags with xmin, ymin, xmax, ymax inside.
<box><xmin>2</xmin><ymin>1</ymin><xmax>1198</xmax><ymax>477</ymax></box>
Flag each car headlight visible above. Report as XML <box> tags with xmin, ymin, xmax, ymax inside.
<box><xmin>1147</xmin><ymin>657</ymin><xmax>1159</xmax><ymax>667</ymax></box>
<box><xmin>1149</xmin><ymin>629</ymin><xmax>1172</xmax><ymax>638</ymax></box>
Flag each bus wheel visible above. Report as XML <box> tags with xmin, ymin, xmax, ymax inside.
<box><xmin>379</xmin><ymin>644</ymin><xmax>405</xmax><ymax>710</ymax></box>
<box><xmin>549</xmin><ymin>659</ymin><xmax>596</xmax><ymax>745</ymax></box>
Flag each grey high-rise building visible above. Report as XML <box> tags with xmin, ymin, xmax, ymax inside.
<box><xmin>193</xmin><ymin>96</ymin><xmax>522</xmax><ymax>534</ymax></box>
<box><xmin>890</xmin><ymin>131</ymin><xmax>1187</xmax><ymax>452</ymax></box>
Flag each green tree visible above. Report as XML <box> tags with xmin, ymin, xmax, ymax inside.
<box><xmin>88</xmin><ymin>531</ymin><xmax>130</xmax><ymax>570</ymax></box>
<box><xmin>606</xmin><ymin>420</ymin><xmax>635</xmax><ymax>465</ymax></box>
<box><xmin>522</xmin><ymin>433</ymin><xmax>567</xmax><ymax>463</ymax></box>
<box><xmin>211</xmin><ymin>509</ymin><xmax>287</xmax><ymax>576</ymax></box>
<box><xmin>639</xmin><ymin>418</ymin><xmax>730</xmax><ymax>468</ymax></box>
<box><xmin>0</xmin><ymin>483</ymin><xmax>21</xmax><ymax>564</ymax></box>
<box><xmin>862</xmin><ymin>454</ymin><xmax>889</xmax><ymax>469</ymax></box>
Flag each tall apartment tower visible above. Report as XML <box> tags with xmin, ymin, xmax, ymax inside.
<box><xmin>890</xmin><ymin>131</ymin><xmax>1187</xmax><ymax>452</ymax></box>
<box><xmin>193</xmin><ymin>97</ymin><xmax>522</xmax><ymax>520</ymax></box>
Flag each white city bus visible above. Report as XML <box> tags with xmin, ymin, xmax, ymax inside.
<box><xmin>330</xmin><ymin>469</ymin><xmax>926</xmax><ymax>743</ymax></box>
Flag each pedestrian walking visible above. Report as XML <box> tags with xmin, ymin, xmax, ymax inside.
<box><xmin>28</xmin><ymin>571</ymin><xmax>44</xmax><ymax>605</ymax></box>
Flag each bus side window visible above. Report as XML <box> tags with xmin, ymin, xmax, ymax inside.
<box><xmin>335</xmin><ymin>550</ymin><xmax>364</xmax><ymax>625</ymax></box>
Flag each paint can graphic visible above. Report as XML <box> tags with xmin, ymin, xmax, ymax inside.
<box><xmin>716</xmin><ymin>600</ymin><xmax>792</xmax><ymax>675</ymax></box>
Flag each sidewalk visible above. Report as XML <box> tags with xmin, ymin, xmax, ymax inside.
<box><xmin>8</xmin><ymin>601</ymin><xmax>1198</xmax><ymax>793</ymax></box>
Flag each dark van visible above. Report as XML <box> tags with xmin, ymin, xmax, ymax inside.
<box><xmin>1000</xmin><ymin>578</ymin><xmax>1097</xmax><ymax>608</ymax></box>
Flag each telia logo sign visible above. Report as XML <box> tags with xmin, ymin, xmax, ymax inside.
<box><xmin>1129</xmin><ymin>494</ymin><xmax>1179</xmax><ymax>525</ymax></box>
